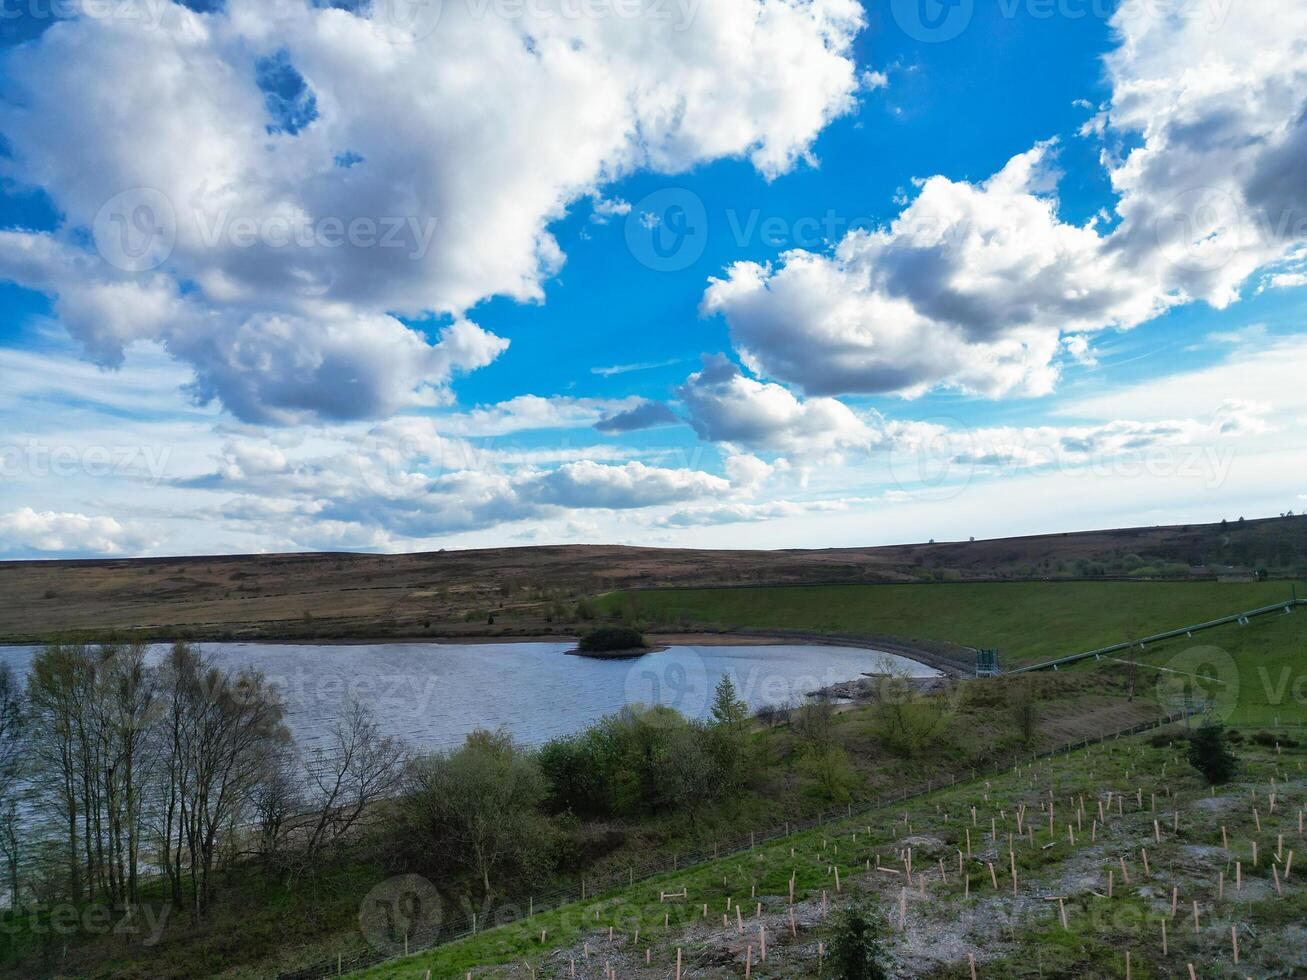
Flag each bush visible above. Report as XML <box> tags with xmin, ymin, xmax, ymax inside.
<box><xmin>1149</xmin><ymin>728</ymin><xmax>1190</xmax><ymax>748</ymax></box>
<box><xmin>829</xmin><ymin>902</ymin><xmax>890</xmax><ymax>979</ymax></box>
<box><xmin>799</xmin><ymin>745</ymin><xmax>862</xmax><ymax>803</ymax></box>
<box><xmin>577</xmin><ymin>626</ymin><xmax>646</xmax><ymax>653</ymax></box>
<box><xmin>1252</xmin><ymin>730</ymin><xmax>1299</xmax><ymax>748</ymax></box>
<box><xmin>539</xmin><ymin>705</ymin><xmax>733</xmax><ymax>822</ymax></box>
<box><xmin>403</xmin><ymin>729</ymin><xmax>552</xmax><ymax>899</ymax></box>
<box><xmin>1187</xmin><ymin>721</ymin><xmax>1239</xmax><ymax>785</ymax></box>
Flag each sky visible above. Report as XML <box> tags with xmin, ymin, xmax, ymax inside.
<box><xmin>0</xmin><ymin>0</ymin><xmax>1305</xmax><ymax>558</ymax></box>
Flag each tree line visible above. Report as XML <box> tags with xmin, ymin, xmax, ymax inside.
<box><xmin>0</xmin><ymin>646</ymin><xmax>773</xmax><ymax>926</ymax></box>
<box><xmin>0</xmin><ymin>642</ymin><xmax>406</xmax><ymax>920</ymax></box>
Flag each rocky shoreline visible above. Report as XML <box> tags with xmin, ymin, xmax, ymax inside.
<box><xmin>809</xmin><ymin>673</ymin><xmax>955</xmax><ymax>702</ymax></box>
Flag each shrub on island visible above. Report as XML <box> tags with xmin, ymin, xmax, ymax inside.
<box><xmin>577</xmin><ymin>626</ymin><xmax>647</xmax><ymax>653</ymax></box>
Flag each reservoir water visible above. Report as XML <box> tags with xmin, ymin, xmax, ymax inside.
<box><xmin>0</xmin><ymin>640</ymin><xmax>937</xmax><ymax>754</ymax></box>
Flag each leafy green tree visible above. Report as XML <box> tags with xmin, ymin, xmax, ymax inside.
<box><xmin>710</xmin><ymin>675</ymin><xmax>750</xmax><ymax>786</ymax></box>
<box><xmin>406</xmin><ymin>729</ymin><xmax>550</xmax><ymax>899</ymax></box>
<box><xmin>829</xmin><ymin>902</ymin><xmax>890</xmax><ymax>979</ymax></box>
<box><xmin>799</xmin><ymin>744</ymin><xmax>861</xmax><ymax>803</ymax></box>
<box><xmin>651</xmin><ymin>721</ymin><xmax>722</xmax><ymax>825</ymax></box>
<box><xmin>1187</xmin><ymin>721</ymin><xmax>1239</xmax><ymax>784</ymax></box>
<box><xmin>1010</xmin><ymin>684</ymin><xmax>1039</xmax><ymax>745</ymax></box>
<box><xmin>711</xmin><ymin>674</ymin><xmax>748</xmax><ymax>729</ymax></box>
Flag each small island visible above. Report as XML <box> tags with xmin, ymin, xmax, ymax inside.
<box><xmin>566</xmin><ymin>625</ymin><xmax>663</xmax><ymax>659</ymax></box>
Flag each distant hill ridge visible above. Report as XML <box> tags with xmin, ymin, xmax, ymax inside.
<box><xmin>1</xmin><ymin>514</ymin><xmax>1304</xmax><ymax>643</ymax></box>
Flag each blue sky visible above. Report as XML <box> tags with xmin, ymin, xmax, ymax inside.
<box><xmin>1</xmin><ymin>0</ymin><xmax>1305</xmax><ymax>557</ymax></box>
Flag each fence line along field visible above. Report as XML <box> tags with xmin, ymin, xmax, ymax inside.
<box><xmin>354</xmin><ymin>721</ymin><xmax>1305</xmax><ymax>978</ymax></box>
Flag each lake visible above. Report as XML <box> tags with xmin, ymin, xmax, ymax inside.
<box><xmin>0</xmin><ymin>641</ymin><xmax>937</xmax><ymax>754</ymax></box>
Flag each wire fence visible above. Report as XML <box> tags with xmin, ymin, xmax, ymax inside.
<box><xmin>277</xmin><ymin>708</ymin><xmax>1199</xmax><ymax>979</ymax></box>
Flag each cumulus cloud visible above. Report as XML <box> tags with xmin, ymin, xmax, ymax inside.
<box><xmin>594</xmin><ymin>400</ymin><xmax>680</xmax><ymax>433</ymax></box>
<box><xmin>175</xmin><ymin>416</ymin><xmax>743</xmax><ymax>543</ymax></box>
<box><xmin>0</xmin><ymin>0</ymin><xmax>865</xmax><ymax>421</ymax></box>
<box><xmin>516</xmin><ymin>460</ymin><xmax>730</xmax><ymax>510</ymax></box>
<box><xmin>702</xmin><ymin>143</ymin><xmax>1175</xmax><ymax>400</ymax></box>
<box><xmin>0</xmin><ymin>508</ymin><xmax>155</xmax><ymax>557</ymax></box>
<box><xmin>0</xmin><ymin>232</ymin><xmax>509</xmax><ymax>424</ymax></box>
<box><xmin>677</xmin><ymin>354</ymin><xmax>875</xmax><ymax>460</ymax></box>
<box><xmin>436</xmin><ymin>394</ymin><xmax>649</xmax><ymax>437</ymax></box>
<box><xmin>703</xmin><ymin>1</ymin><xmax>1307</xmax><ymax>402</ymax></box>
<box><xmin>1101</xmin><ymin>0</ymin><xmax>1307</xmax><ymax>306</ymax></box>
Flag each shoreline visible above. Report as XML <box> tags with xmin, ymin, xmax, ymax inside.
<box><xmin>0</xmin><ymin>630</ymin><xmax>966</xmax><ymax>676</ymax></box>
<box><xmin>564</xmin><ymin>644</ymin><xmax>670</xmax><ymax>660</ymax></box>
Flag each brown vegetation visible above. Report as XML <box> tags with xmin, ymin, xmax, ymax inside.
<box><xmin>2</xmin><ymin>515</ymin><xmax>1304</xmax><ymax>644</ymax></box>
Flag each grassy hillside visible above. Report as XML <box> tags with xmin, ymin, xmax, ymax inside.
<box><xmin>601</xmin><ymin>580</ymin><xmax>1304</xmax><ymax>665</ymax></box>
<box><xmin>602</xmin><ymin>580</ymin><xmax>1307</xmax><ymax>723</ymax></box>
<box><xmin>358</xmin><ymin>729</ymin><xmax>1307</xmax><ymax>978</ymax></box>
<box><xmin>1129</xmin><ymin>610</ymin><xmax>1307</xmax><ymax>725</ymax></box>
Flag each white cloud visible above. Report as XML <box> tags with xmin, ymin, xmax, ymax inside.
<box><xmin>1102</xmin><ymin>0</ymin><xmax>1307</xmax><ymax>308</ymax></box>
<box><xmin>590</xmin><ymin>358</ymin><xmax>686</xmax><ymax>377</ymax></box>
<box><xmin>1258</xmin><ymin>246</ymin><xmax>1307</xmax><ymax>293</ymax></box>
<box><xmin>0</xmin><ymin>0</ymin><xmax>865</xmax><ymax>422</ymax></box>
<box><xmin>677</xmin><ymin>354</ymin><xmax>875</xmax><ymax>461</ymax></box>
<box><xmin>703</xmin><ymin>1</ymin><xmax>1307</xmax><ymax>403</ymax></box>
<box><xmin>1062</xmin><ymin>335</ymin><xmax>1098</xmax><ymax>367</ymax></box>
<box><xmin>0</xmin><ymin>232</ymin><xmax>510</xmax><ymax>424</ymax></box>
<box><xmin>937</xmin><ymin>408</ymin><xmax>1270</xmax><ymax>475</ymax></box>
<box><xmin>435</xmin><ymin>394</ymin><xmax>646</xmax><ymax>437</ymax></box>
<box><xmin>590</xmin><ymin>196</ymin><xmax>632</xmax><ymax>224</ymax></box>
<box><xmin>656</xmin><ymin>498</ymin><xmax>857</xmax><ymax>527</ymax></box>
<box><xmin>0</xmin><ymin>508</ymin><xmax>156</xmax><ymax>557</ymax></box>
<box><xmin>860</xmin><ymin>70</ymin><xmax>889</xmax><ymax>91</ymax></box>
<box><xmin>702</xmin><ymin>143</ymin><xmax>1175</xmax><ymax>399</ymax></box>
<box><xmin>516</xmin><ymin>460</ymin><xmax>730</xmax><ymax>510</ymax></box>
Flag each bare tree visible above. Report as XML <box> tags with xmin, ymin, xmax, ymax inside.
<box><xmin>154</xmin><ymin>644</ymin><xmax>290</xmax><ymax>918</ymax></box>
<box><xmin>792</xmin><ymin>696</ymin><xmax>837</xmax><ymax>752</ymax></box>
<box><xmin>103</xmin><ymin>643</ymin><xmax>160</xmax><ymax>905</ymax></box>
<box><xmin>26</xmin><ymin>643</ymin><xmax>89</xmax><ymax>902</ymax></box>
<box><xmin>299</xmin><ymin>699</ymin><xmax>406</xmax><ymax>870</ymax></box>
<box><xmin>0</xmin><ymin>663</ymin><xmax>25</xmax><ymax>908</ymax></box>
<box><xmin>251</xmin><ymin>744</ymin><xmax>301</xmax><ymax>871</ymax></box>
<box><xmin>0</xmin><ymin>662</ymin><xmax>22</xmax><ymax>797</ymax></box>
<box><xmin>1009</xmin><ymin>682</ymin><xmax>1039</xmax><ymax>746</ymax></box>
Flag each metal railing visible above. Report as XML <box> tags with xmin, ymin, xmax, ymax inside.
<box><xmin>1009</xmin><ymin>598</ymin><xmax>1305</xmax><ymax>674</ymax></box>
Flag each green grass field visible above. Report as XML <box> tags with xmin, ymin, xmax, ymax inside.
<box><xmin>1127</xmin><ymin>611</ymin><xmax>1307</xmax><ymax>725</ymax></box>
<box><xmin>601</xmin><ymin>580</ymin><xmax>1307</xmax><ymax>723</ymax></box>
<box><xmin>602</xmin><ymin>580</ymin><xmax>1304</xmax><ymax>666</ymax></box>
